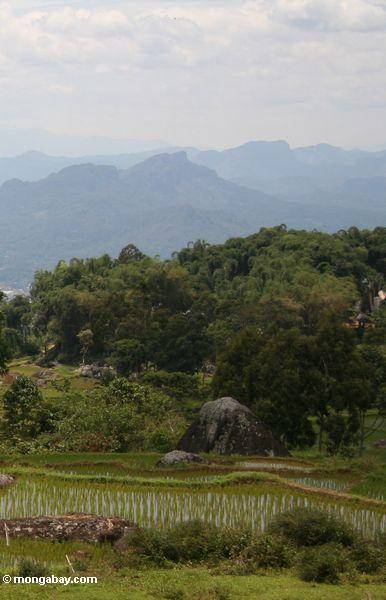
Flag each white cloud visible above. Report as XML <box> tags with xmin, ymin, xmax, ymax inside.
<box><xmin>0</xmin><ymin>1</ymin><xmax>385</xmax><ymax>148</ymax></box>
<box><xmin>275</xmin><ymin>0</ymin><xmax>386</xmax><ymax>32</ymax></box>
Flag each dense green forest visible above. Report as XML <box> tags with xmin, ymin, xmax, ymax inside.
<box><xmin>1</xmin><ymin>225</ymin><xmax>386</xmax><ymax>455</ymax></box>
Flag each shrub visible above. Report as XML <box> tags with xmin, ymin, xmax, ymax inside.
<box><xmin>147</xmin><ymin>430</ymin><xmax>175</xmax><ymax>453</ymax></box>
<box><xmin>140</xmin><ymin>370</ymin><xmax>200</xmax><ymax>403</ymax></box>
<box><xmin>268</xmin><ymin>508</ymin><xmax>355</xmax><ymax>547</ymax></box>
<box><xmin>141</xmin><ymin>521</ymin><xmax>224</xmax><ymax>563</ymax></box>
<box><xmin>72</xmin><ymin>432</ymin><xmax>120</xmax><ymax>452</ymax></box>
<box><xmin>299</xmin><ymin>543</ymin><xmax>350</xmax><ymax>584</ymax></box>
<box><xmin>123</xmin><ymin>521</ymin><xmax>252</xmax><ymax>564</ymax></box>
<box><xmin>378</xmin><ymin>531</ymin><xmax>386</xmax><ymax>550</ymax></box>
<box><xmin>348</xmin><ymin>541</ymin><xmax>385</xmax><ymax>574</ymax></box>
<box><xmin>241</xmin><ymin>534</ymin><xmax>297</xmax><ymax>570</ymax></box>
<box><xmin>17</xmin><ymin>558</ymin><xmax>48</xmax><ymax>578</ymax></box>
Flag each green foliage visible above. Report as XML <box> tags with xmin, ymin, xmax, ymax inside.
<box><xmin>124</xmin><ymin>521</ymin><xmax>252</xmax><ymax>565</ymax></box>
<box><xmin>48</xmin><ymin>378</ymin><xmax>178</xmax><ymax>452</ymax></box>
<box><xmin>0</xmin><ymin>294</ymin><xmax>34</xmax><ymax>358</ymax></box>
<box><xmin>163</xmin><ymin>586</ymin><xmax>231</xmax><ymax>600</ymax></box>
<box><xmin>299</xmin><ymin>543</ymin><xmax>350</xmax><ymax>584</ymax></box>
<box><xmin>2</xmin><ymin>227</ymin><xmax>386</xmax><ymax>455</ymax></box>
<box><xmin>77</xmin><ymin>328</ymin><xmax>93</xmax><ymax>364</ymax></box>
<box><xmin>213</xmin><ymin>317</ymin><xmax>386</xmax><ymax>451</ymax></box>
<box><xmin>348</xmin><ymin>541</ymin><xmax>385</xmax><ymax>574</ymax></box>
<box><xmin>147</xmin><ymin>430</ymin><xmax>175</xmax><ymax>453</ymax></box>
<box><xmin>109</xmin><ymin>339</ymin><xmax>148</xmax><ymax>376</ymax></box>
<box><xmin>0</xmin><ymin>306</ymin><xmax>10</xmax><ymax>373</ymax></box>
<box><xmin>30</xmin><ymin>256</ymin><xmax>210</xmax><ymax>372</ymax></box>
<box><xmin>140</xmin><ymin>370</ymin><xmax>210</xmax><ymax>410</ymax></box>
<box><xmin>17</xmin><ymin>557</ymin><xmax>48</xmax><ymax>578</ymax></box>
<box><xmin>213</xmin><ymin>327</ymin><xmax>318</xmax><ymax>448</ymax></box>
<box><xmin>23</xmin><ymin>226</ymin><xmax>385</xmax><ymax>372</ymax></box>
<box><xmin>240</xmin><ymin>534</ymin><xmax>297</xmax><ymax>570</ymax></box>
<box><xmin>118</xmin><ymin>243</ymin><xmax>145</xmax><ymax>263</ymax></box>
<box><xmin>1</xmin><ymin>376</ymin><xmax>52</xmax><ymax>440</ymax></box>
<box><xmin>268</xmin><ymin>508</ymin><xmax>356</xmax><ymax>547</ymax></box>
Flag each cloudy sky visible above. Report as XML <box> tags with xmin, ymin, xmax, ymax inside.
<box><xmin>1</xmin><ymin>0</ymin><xmax>386</xmax><ymax>152</ymax></box>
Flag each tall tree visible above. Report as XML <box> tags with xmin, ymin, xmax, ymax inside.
<box><xmin>2</xmin><ymin>376</ymin><xmax>49</xmax><ymax>439</ymax></box>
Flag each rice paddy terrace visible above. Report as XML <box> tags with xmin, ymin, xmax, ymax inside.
<box><xmin>0</xmin><ymin>453</ymin><xmax>385</xmax><ymax>541</ymax></box>
<box><xmin>0</xmin><ymin>452</ymin><xmax>384</xmax><ymax>599</ymax></box>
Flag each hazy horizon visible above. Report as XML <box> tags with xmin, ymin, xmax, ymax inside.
<box><xmin>0</xmin><ymin>132</ymin><xmax>385</xmax><ymax>159</ymax></box>
<box><xmin>2</xmin><ymin>1</ymin><xmax>386</xmax><ymax>153</ymax></box>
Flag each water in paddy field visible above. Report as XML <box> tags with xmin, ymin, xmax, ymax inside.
<box><xmin>0</xmin><ymin>480</ymin><xmax>384</xmax><ymax>539</ymax></box>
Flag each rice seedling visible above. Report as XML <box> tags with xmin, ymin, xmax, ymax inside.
<box><xmin>292</xmin><ymin>477</ymin><xmax>348</xmax><ymax>492</ymax></box>
<box><xmin>237</xmin><ymin>461</ymin><xmax>312</xmax><ymax>473</ymax></box>
<box><xmin>0</xmin><ymin>479</ymin><xmax>384</xmax><ymax>539</ymax></box>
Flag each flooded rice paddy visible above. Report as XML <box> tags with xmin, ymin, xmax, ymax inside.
<box><xmin>0</xmin><ymin>480</ymin><xmax>384</xmax><ymax>539</ymax></box>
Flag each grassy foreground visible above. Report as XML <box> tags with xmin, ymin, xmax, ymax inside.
<box><xmin>0</xmin><ymin>570</ymin><xmax>385</xmax><ymax>600</ymax></box>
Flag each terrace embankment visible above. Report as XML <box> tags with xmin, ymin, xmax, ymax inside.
<box><xmin>3</xmin><ymin>466</ymin><xmax>384</xmax><ymax>508</ymax></box>
<box><xmin>0</xmin><ymin>513</ymin><xmax>135</xmax><ymax>542</ymax></box>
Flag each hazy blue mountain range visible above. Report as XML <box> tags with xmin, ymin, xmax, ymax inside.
<box><xmin>0</xmin><ymin>147</ymin><xmax>198</xmax><ymax>185</ymax></box>
<box><xmin>0</xmin><ymin>149</ymin><xmax>385</xmax><ymax>289</ymax></box>
<box><xmin>1</xmin><ymin>140</ymin><xmax>385</xmax><ymax>203</ymax></box>
<box><xmin>194</xmin><ymin>140</ymin><xmax>386</xmax><ymax>189</ymax></box>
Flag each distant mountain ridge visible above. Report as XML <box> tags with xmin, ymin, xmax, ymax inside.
<box><xmin>0</xmin><ymin>147</ymin><xmax>197</xmax><ymax>185</ymax></box>
<box><xmin>1</xmin><ymin>149</ymin><xmax>386</xmax><ymax>289</ymax></box>
<box><xmin>1</xmin><ymin>140</ymin><xmax>386</xmax><ymax>187</ymax></box>
<box><xmin>194</xmin><ymin>140</ymin><xmax>386</xmax><ymax>185</ymax></box>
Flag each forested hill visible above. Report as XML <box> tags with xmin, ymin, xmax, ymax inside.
<box><xmin>1</xmin><ymin>150</ymin><xmax>386</xmax><ymax>289</ymax></box>
<box><xmin>2</xmin><ymin>225</ymin><xmax>386</xmax><ymax>452</ymax></box>
<box><xmin>3</xmin><ymin>226</ymin><xmax>385</xmax><ymax>367</ymax></box>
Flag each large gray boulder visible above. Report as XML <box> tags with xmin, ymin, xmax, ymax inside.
<box><xmin>156</xmin><ymin>450</ymin><xmax>204</xmax><ymax>467</ymax></box>
<box><xmin>177</xmin><ymin>397</ymin><xmax>289</xmax><ymax>456</ymax></box>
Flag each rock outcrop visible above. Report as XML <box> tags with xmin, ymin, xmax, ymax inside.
<box><xmin>177</xmin><ymin>397</ymin><xmax>289</xmax><ymax>456</ymax></box>
<box><xmin>77</xmin><ymin>364</ymin><xmax>116</xmax><ymax>379</ymax></box>
<box><xmin>0</xmin><ymin>513</ymin><xmax>135</xmax><ymax>543</ymax></box>
<box><xmin>0</xmin><ymin>474</ymin><xmax>15</xmax><ymax>486</ymax></box>
<box><xmin>156</xmin><ymin>450</ymin><xmax>204</xmax><ymax>467</ymax></box>
<box><xmin>374</xmin><ymin>439</ymin><xmax>386</xmax><ymax>448</ymax></box>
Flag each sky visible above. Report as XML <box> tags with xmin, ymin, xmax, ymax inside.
<box><xmin>0</xmin><ymin>0</ymin><xmax>386</xmax><ymax>153</ymax></box>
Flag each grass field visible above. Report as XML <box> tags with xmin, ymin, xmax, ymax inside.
<box><xmin>0</xmin><ymin>571</ymin><xmax>385</xmax><ymax>600</ymax></box>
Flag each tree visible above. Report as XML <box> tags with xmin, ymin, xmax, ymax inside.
<box><xmin>213</xmin><ymin>328</ymin><xmax>316</xmax><ymax>448</ymax></box>
<box><xmin>2</xmin><ymin>376</ymin><xmax>50</xmax><ymax>439</ymax></box>
<box><xmin>250</xmin><ymin>329</ymin><xmax>316</xmax><ymax>448</ymax></box>
<box><xmin>118</xmin><ymin>244</ymin><xmax>145</xmax><ymax>263</ymax></box>
<box><xmin>212</xmin><ymin>320</ymin><xmax>380</xmax><ymax>454</ymax></box>
<box><xmin>109</xmin><ymin>338</ymin><xmax>150</xmax><ymax>375</ymax></box>
<box><xmin>308</xmin><ymin>319</ymin><xmax>358</xmax><ymax>452</ymax></box>
<box><xmin>351</xmin><ymin>345</ymin><xmax>386</xmax><ymax>456</ymax></box>
<box><xmin>77</xmin><ymin>328</ymin><xmax>94</xmax><ymax>364</ymax></box>
<box><xmin>0</xmin><ymin>307</ymin><xmax>11</xmax><ymax>374</ymax></box>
